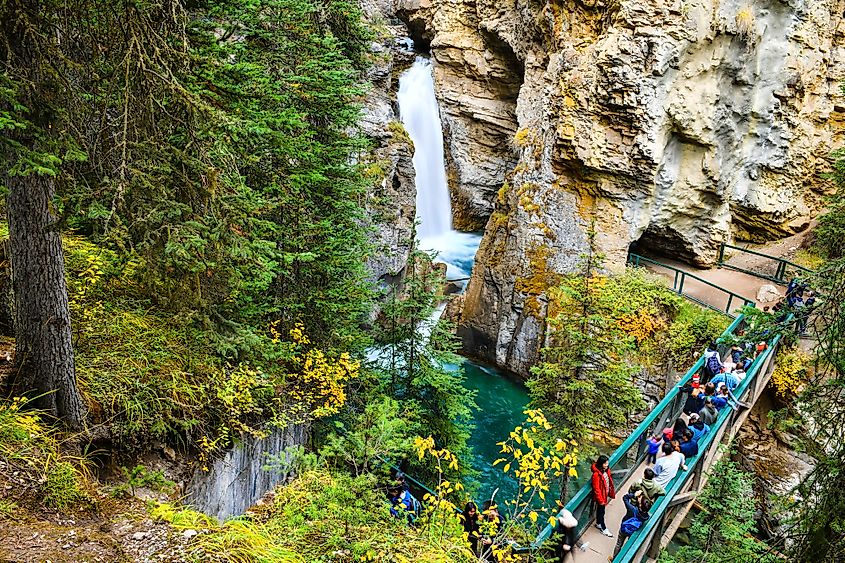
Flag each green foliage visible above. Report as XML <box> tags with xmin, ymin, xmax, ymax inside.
<box><xmin>784</xmin><ymin>261</ymin><xmax>845</xmax><ymax>560</ymax></box>
<box><xmin>815</xmin><ymin>146</ymin><xmax>845</xmax><ymax>260</ymax></box>
<box><xmin>1</xmin><ymin>0</ymin><xmax>377</xmax><ymax>446</ymax></box>
<box><xmin>659</xmin><ymin>455</ymin><xmax>777</xmax><ymax>563</ymax></box>
<box><xmin>0</xmin><ymin>499</ymin><xmax>19</xmax><ymax>520</ymax></box>
<box><xmin>0</xmin><ymin>397</ymin><xmax>92</xmax><ymax>512</ymax></box>
<box><xmin>665</xmin><ymin>304</ymin><xmax>731</xmax><ymax>369</ymax></box>
<box><xmin>43</xmin><ymin>461</ymin><xmax>89</xmax><ymax>510</ymax></box>
<box><xmin>153</xmin><ymin>470</ymin><xmax>474</xmax><ymax>562</ymax></box>
<box><xmin>321</xmin><ymin>396</ymin><xmax>414</xmax><ymax>476</ymax></box>
<box><xmin>781</xmin><ymin>121</ymin><xmax>845</xmax><ymax>560</ymax></box>
<box><xmin>370</xmin><ymin>250</ymin><xmax>477</xmax><ymax>482</ymax></box>
<box><xmin>528</xmin><ymin>247</ymin><xmax>647</xmax><ymax>445</ymax></box>
<box><xmin>530</xmin><ymin>251</ymin><xmax>728</xmax><ymax>446</ymax></box>
<box><xmin>111</xmin><ymin>465</ymin><xmax>176</xmax><ymax>499</ymax></box>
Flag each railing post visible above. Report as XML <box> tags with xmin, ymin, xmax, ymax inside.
<box><xmin>718</xmin><ymin>243</ymin><xmax>725</xmax><ymax>265</ymax></box>
<box><xmin>647</xmin><ymin>511</ymin><xmax>669</xmax><ymax>559</ymax></box>
<box><xmin>678</xmin><ymin>272</ymin><xmax>685</xmax><ymax>296</ymax></box>
<box><xmin>726</xmin><ymin>294</ymin><xmax>733</xmax><ymax>315</ymax></box>
<box><xmin>673</xmin><ymin>269</ymin><xmax>679</xmax><ymax>291</ymax></box>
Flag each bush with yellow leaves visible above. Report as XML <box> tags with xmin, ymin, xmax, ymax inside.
<box><xmin>771</xmin><ymin>347</ymin><xmax>813</xmax><ymax>400</ymax></box>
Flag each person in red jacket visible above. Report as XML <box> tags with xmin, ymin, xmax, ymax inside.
<box><xmin>591</xmin><ymin>454</ymin><xmax>616</xmax><ymax>537</ymax></box>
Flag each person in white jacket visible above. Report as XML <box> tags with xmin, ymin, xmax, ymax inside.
<box><xmin>652</xmin><ymin>441</ymin><xmax>688</xmax><ymax>489</ymax></box>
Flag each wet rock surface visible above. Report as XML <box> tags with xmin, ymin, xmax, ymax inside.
<box><xmin>400</xmin><ymin>0</ymin><xmax>845</xmax><ymax>374</ymax></box>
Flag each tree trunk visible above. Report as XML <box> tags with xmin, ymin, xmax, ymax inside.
<box><xmin>6</xmin><ymin>173</ymin><xmax>86</xmax><ymax>429</ymax></box>
<box><xmin>0</xmin><ymin>0</ymin><xmax>86</xmax><ymax>429</ymax></box>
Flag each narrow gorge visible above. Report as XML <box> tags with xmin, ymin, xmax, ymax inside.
<box><xmin>391</xmin><ymin>0</ymin><xmax>845</xmax><ymax>376</ymax></box>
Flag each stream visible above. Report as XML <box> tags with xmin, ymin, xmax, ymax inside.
<box><xmin>399</xmin><ymin>56</ymin><xmax>594</xmax><ymax>505</ymax></box>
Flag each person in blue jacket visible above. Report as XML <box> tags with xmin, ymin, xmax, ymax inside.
<box><xmin>611</xmin><ymin>489</ymin><xmax>652</xmax><ymax>558</ymax></box>
<box><xmin>388</xmin><ymin>486</ymin><xmax>420</xmax><ymax>524</ymax></box>
<box><xmin>688</xmin><ymin>413</ymin><xmax>710</xmax><ymax>443</ymax></box>
<box><xmin>678</xmin><ymin>430</ymin><xmax>699</xmax><ymax>459</ymax></box>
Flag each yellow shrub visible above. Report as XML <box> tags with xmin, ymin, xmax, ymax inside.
<box><xmin>771</xmin><ymin>348</ymin><xmax>812</xmax><ymax>400</ymax></box>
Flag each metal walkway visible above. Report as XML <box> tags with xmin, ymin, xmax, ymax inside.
<box><xmin>523</xmin><ymin>248</ymin><xmax>813</xmax><ymax>562</ymax></box>
<box><xmin>393</xmin><ymin>249</ymin><xmax>810</xmax><ymax>561</ymax></box>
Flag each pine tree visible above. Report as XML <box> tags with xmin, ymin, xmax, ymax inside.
<box><xmin>0</xmin><ymin>0</ymin><xmax>86</xmax><ymax>427</ymax></box>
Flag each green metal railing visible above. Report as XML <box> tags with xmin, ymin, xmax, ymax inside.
<box><xmin>718</xmin><ymin>243</ymin><xmax>814</xmax><ymax>285</ymax></box>
<box><xmin>614</xmin><ymin>320</ymin><xmax>788</xmax><ymax>562</ymax></box>
<box><xmin>628</xmin><ymin>253</ymin><xmax>755</xmax><ymax>317</ymax></box>
<box><xmin>522</xmin><ymin>315</ymin><xmax>747</xmax><ymax>555</ymax></box>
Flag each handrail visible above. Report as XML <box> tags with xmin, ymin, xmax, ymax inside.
<box><xmin>614</xmin><ymin>324</ymin><xmax>786</xmax><ymax>562</ymax></box>
<box><xmin>718</xmin><ymin>242</ymin><xmax>815</xmax><ymax>285</ymax></box>
<box><xmin>627</xmin><ymin>253</ymin><xmax>755</xmax><ymax>317</ymax></box>
<box><xmin>522</xmin><ymin>315</ymin><xmax>746</xmax><ymax>553</ymax></box>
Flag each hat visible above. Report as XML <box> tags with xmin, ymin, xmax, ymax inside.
<box><xmin>689</xmin><ymin>413</ymin><xmax>700</xmax><ymax>422</ymax></box>
<box><xmin>558</xmin><ymin>509</ymin><xmax>578</xmax><ymax>529</ymax></box>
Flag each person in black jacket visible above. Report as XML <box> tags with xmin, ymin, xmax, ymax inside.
<box><xmin>611</xmin><ymin>490</ymin><xmax>651</xmax><ymax>559</ymax></box>
<box><xmin>461</xmin><ymin>501</ymin><xmax>481</xmax><ymax>556</ymax></box>
<box><xmin>553</xmin><ymin>509</ymin><xmax>589</xmax><ymax>561</ymax></box>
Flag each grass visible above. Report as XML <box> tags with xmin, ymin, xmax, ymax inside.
<box><xmin>0</xmin><ymin>397</ymin><xmax>93</xmax><ymax>513</ymax></box>
<box><xmin>150</xmin><ymin>470</ymin><xmax>475</xmax><ymax>563</ymax></box>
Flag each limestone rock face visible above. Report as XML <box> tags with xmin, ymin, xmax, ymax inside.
<box><xmin>359</xmin><ymin>7</ymin><xmax>418</xmax><ymax>285</ymax></box>
<box><xmin>399</xmin><ymin>0</ymin><xmax>523</xmax><ymax>231</ymax></box>
<box><xmin>402</xmin><ymin>0</ymin><xmax>845</xmax><ymax>374</ymax></box>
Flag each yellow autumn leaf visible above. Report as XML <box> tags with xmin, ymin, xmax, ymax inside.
<box><xmin>568</xmin><ymin>467</ymin><xmax>578</xmax><ymax>477</ymax></box>
<box><xmin>529</xmin><ymin>511</ymin><xmax>538</xmax><ymax>523</ymax></box>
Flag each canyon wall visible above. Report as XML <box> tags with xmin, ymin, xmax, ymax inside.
<box><xmin>400</xmin><ymin>0</ymin><xmax>845</xmax><ymax>374</ymax></box>
<box><xmin>360</xmin><ymin>4</ymin><xmax>419</xmax><ymax>287</ymax></box>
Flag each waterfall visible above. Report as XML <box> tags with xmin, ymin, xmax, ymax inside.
<box><xmin>398</xmin><ymin>57</ymin><xmax>452</xmax><ymax>241</ymax></box>
<box><xmin>398</xmin><ymin>57</ymin><xmax>482</xmax><ymax>282</ymax></box>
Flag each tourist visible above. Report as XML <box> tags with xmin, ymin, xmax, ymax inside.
<box><xmin>591</xmin><ymin>454</ymin><xmax>616</xmax><ymax>537</ymax></box>
<box><xmin>480</xmin><ymin>501</ymin><xmax>504</xmax><ymax>562</ymax></box>
<box><xmin>678</xmin><ymin>430</ymin><xmax>699</xmax><ymax>458</ymax></box>
<box><xmin>394</xmin><ymin>470</ymin><xmax>410</xmax><ymax>492</ymax></box>
<box><xmin>682</xmin><ymin>383</ymin><xmax>703</xmax><ymax>415</ymax></box>
<box><xmin>553</xmin><ymin>509</ymin><xmax>589</xmax><ymax>560</ymax></box>
<box><xmin>704</xmin><ymin>342</ymin><xmax>723</xmax><ymax>381</ymax></box>
<box><xmin>710</xmin><ymin>370</ymin><xmax>740</xmax><ymax>392</ymax></box>
<box><xmin>629</xmin><ymin>468</ymin><xmax>665</xmax><ymax>502</ymax></box>
<box><xmin>672</xmin><ymin>418</ymin><xmax>689</xmax><ymax>440</ymax></box>
<box><xmin>646</xmin><ymin>434</ymin><xmax>662</xmax><ymax>465</ymax></box>
<box><xmin>652</xmin><ymin>441</ymin><xmax>687</xmax><ymax>489</ymax></box>
<box><xmin>388</xmin><ymin>486</ymin><xmax>420</xmax><ymax>524</ymax></box>
<box><xmin>797</xmin><ymin>291</ymin><xmax>816</xmax><ymax>334</ymax></box>
<box><xmin>611</xmin><ymin>489</ymin><xmax>652</xmax><ymax>559</ymax></box>
<box><xmin>717</xmin><ymin>383</ymin><xmax>745</xmax><ymax>410</ymax></box>
<box><xmin>730</xmin><ymin>344</ymin><xmax>743</xmax><ymax>365</ymax></box>
<box><xmin>688</xmin><ymin>413</ymin><xmax>710</xmax><ymax>443</ymax></box>
<box><xmin>461</xmin><ymin>501</ymin><xmax>481</xmax><ymax>556</ymax></box>
<box><xmin>710</xmin><ymin>388</ymin><xmax>728</xmax><ymax>410</ymax></box>
<box><xmin>699</xmin><ymin>397</ymin><xmax>719</xmax><ymax>425</ymax></box>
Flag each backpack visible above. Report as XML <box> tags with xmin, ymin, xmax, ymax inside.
<box><xmin>705</xmin><ymin>353</ymin><xmax>722</xmax><ymax>378</ymax></box>
<box><xmin>621</xmin><ymin>513</ymin><xmax>644</xmax><ymax>535</ymax></box>
<box><xmin>406</xmin><ymin>492</ymin><xmax>422</xmax><ymax>516</ymax></box>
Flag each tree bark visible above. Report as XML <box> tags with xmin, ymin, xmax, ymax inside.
<box><xmin>6</xmin><ymin>173</ymin><xmax>86</xmax><ymax>429</ymax></box>
<box><xmin>1</xmin><ymin>0</ymin><xmax>86</xmax><ymax>429</ymax></box>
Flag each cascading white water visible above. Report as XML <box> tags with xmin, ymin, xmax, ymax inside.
<box><xmin>398</xmin><ymin>57</ymin><xmax>452</xmax><ymax>240</ymax></box>
<box><xmin>398</xmin><ymin>57</ymin><xmax>481</xmax><ymax>281</ymax></box>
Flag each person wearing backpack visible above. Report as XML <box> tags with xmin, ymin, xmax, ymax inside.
<box><xmin>611</xmin><ymin>489</ymin><xmax>652</xmax><ymax>559</ymax></box>
<box><xmin>388</xmin><ymin>486</ymin><xmax>420</xmax><ymax>525</ymax></box>
<box><xmin>703</xmin><ymin>342</ymin><xmax>723</xmax><ymax>382</ymax></box>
